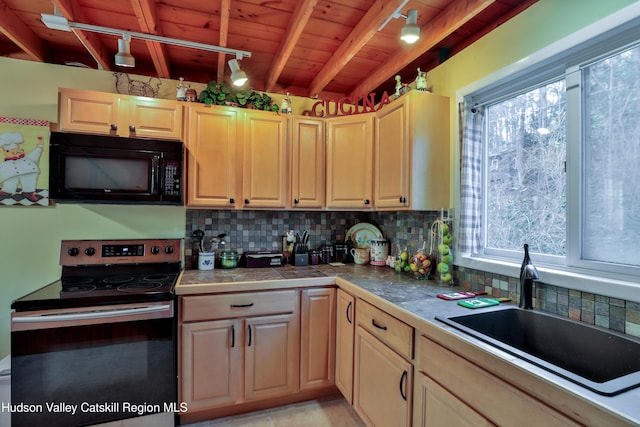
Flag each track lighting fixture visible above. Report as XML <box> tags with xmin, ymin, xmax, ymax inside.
<box><xmin>41</xmin><ymin>13</ymin><xmax>252</xmax><ymax>69</ymax></box>
<box><xmin>400</xmin><ymin>9</ymin><xmax>420</xmax><ymax>44</ymax></box>
<box><xmin>228</xmin><ymin>59</ymin><xmax>248</xmax><ymax>86</ymax></box>
<box><xmin>114</xmin><ymin>34</ymin><xmax>135</xmax><ymax>67</ymax></box>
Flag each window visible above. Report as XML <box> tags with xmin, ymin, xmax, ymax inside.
<box><xmin>485</xmin><ymin>80</ymin><xmax>567</xmax><ymax>258</ymax></box>
<box><xmin>462</xmin><ymin>17</ymin><xmax>640</xmax><ymax>282</ymax></box>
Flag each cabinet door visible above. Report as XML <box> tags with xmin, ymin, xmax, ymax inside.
<box><xmin>326</xmin><ymin>114</ymin><xmax>373</xmax><ymax>209</ymax></box>
<box><xmin>300</xmin><ymin>288</ymin><xmax>335</xmax><ymax>391</ymax></box>
<box><xmin>353</xmin><ymin>326</ymin><xmax>412</xmax><ymax>427</ymax></box>
<box><xmin>186</xmin><ymin>106</ymin><xmax>241</xmax><ymax>208</ymax></box>
<box><xmin>415</xmin><ymin>374</ymin><xmax>494</xmax><ymax>427</ymax></box>
<box><xmin>128</xmin><ymin>97</ymin><xmax>183</xmax><ymax>140</ymax></box>
<box><xmin>245</xmin><ymin>313</ymin><xmax>299</xmax><ymax>401</ymax></box>
<box><xmin>180</xmin><ymin>319</ymin><xmax>242</xmax><ymax>411</ymax></box>
<box><xmin>242</xmin><ymin>111</ymin><xmax>288</xmax><ymax>208</ymax></box>
<box><xmin>374</xmin><ymin>98</ymin><xmax>410</xmax><ymax>209</ymax></box>
<box><xmin>290</xmin><ymin>117</ymin><xmax>325</xmax><ymax>209</ymax></box>
<box><xmin>58</xmin><ymin>89</ymin><xmax>121</xmax><ymax>135</ymax></box>
<box><xmin>335</xmin><ymin>289</ymin><xmax>355</xmax><ymax>403</ymax></box>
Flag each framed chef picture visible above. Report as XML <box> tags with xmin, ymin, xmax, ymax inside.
<box><xmin>0</xmin><ymin>117</ymin><xmax>50</xmax><ymax>206</ymax></box>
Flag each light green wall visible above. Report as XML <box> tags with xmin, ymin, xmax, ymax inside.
<box><xmin>0</xmin><ymin>59</ymin><xmax>187</xmax><ymax>358</ymax></box>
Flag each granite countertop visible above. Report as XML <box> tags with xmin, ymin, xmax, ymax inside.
<box><xmin>176</xmin><ymin>263</ymin><xmax>640</xmax><ymax>426</ymax></box>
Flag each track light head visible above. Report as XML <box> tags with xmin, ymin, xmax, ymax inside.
<box><xmin>115</xmin><ymin>34</ymin><xmax>135</xmax><ymax>67</ymax></box>
<box><xmin>400</xmin><ymin>9</ymin><xmax>420</xmax><ymax>44</ymax></box>
<box><xmin>228</xmin><ymin>59</ymin><xmax>248</xmax><ymax>86</ymax></box>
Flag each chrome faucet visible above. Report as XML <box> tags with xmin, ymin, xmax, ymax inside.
<box><xmin>519</xmin><ymin>244</ymin><xmax>539</xmax><ymax>309</ymax></box>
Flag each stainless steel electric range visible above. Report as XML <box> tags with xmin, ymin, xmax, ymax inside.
<box><xmin>10</xmin><ymin>239</ymin><xmax>182</xmax><ymax>427</ymax></box>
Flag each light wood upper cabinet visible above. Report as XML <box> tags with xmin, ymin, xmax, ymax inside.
<box><xmin>335</xmin><ymin>288</ymin><xmax>355</xmax><ymax>404</ymax></box>
<box><xmin>374</xmin><ymin>97</ymin><xmax>410</xmax><ymax>209</ymax></box>
<box><xmin>300</xmin><ymin>288</ymin><xmax>336</xmax><ymax>391</ymax></box>
<box><xmin>185</xmin><ymin>105</ymin><xmax>241</xmax><ymax>208</ymax></box>
<box><xmin>290</xmin><ymin>117</ymin><xmax>325</xmax><ymax>209</ymax></box>
<box><xmin>242</xmin><ymin>111</ymin><xmax>288</xmax><ymax>209</ymax></box>
<box><xmin>374</xmin><ymin>91</ymin><xmax>450</xmax><ymax>210</ymax></box>
<box><xmin>326</xmin><ymin>114</ymin><xmax>374</xmax><ymax>209</ymax></box>
<box><xmin>58</xmin><ymin>88</ymin><xmax>183</xmax><ymax>140</ymax></box>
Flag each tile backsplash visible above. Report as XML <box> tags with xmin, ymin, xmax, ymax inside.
<box><xmin>456</xmin><ymin>266</ymin><xmax>640</xmax><ymax>338</ymax></box>
<box><xmin>185</xmin><ymin>209</ymin><xmax>639</xmax><ymax>338</ymax></box>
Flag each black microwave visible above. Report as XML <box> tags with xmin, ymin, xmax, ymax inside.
<box><xmin>49</xmin><ymin>132</ymin><xmax>183</xmax><ymax>205</ymax></box>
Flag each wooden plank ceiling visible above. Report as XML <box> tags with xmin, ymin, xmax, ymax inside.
<box><xmin>0</xmin><ymin>0</ymin><xmax>538</xmax><ymax>100</ymax></box>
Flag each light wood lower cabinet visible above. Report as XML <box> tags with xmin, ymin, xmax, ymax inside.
<box><xmin>181</xmin><ymin>319</ymin><xmax>242</xmax><ymax>411</ymax></box>
<box><xmin>180</xmin><ymin>291</ymin><xmax>300</xmax><ymax>414</ymax></box>
<box><xmin>415</xmin><ymin>374</ymin><xmax>494</xmax><ymax>427</ymax></box>
<box><xmin>416</xmin><ymin>334</ymin><xmax>580</xmax><ymax>426</ymax></box>
<box><xmin>335</xmin><ymin>288</ymin><xmax>355</xmax><ymax>403</ymax></box>
<box><xmin>353</xmin><ymin>326</ymin><xmax>412</xmax><ymax>427</ymax></box>
<box><xmin>300</xmin><ymin>288</ymin><xmax>336</xmax><ymax>391</ymax></box>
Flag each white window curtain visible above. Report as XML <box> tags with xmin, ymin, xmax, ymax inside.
<box><xmin>457</xmin><ymin>102</ymin><xmax>485</xmax><ymax>256</ymax></box>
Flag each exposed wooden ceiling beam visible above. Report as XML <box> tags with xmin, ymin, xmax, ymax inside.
<box><xmin>265</xmin><ymin>0</ymin><xmax>319</xmax><ymax>92</ymax></box>
<box><xmin>52</xmin><ymin>0</ymin><xmax>112</xmax><ymax>71</ymax></box>
<box><xmin>216</xmin><ymin>0</ymin><xmax>230</xmax><ymax>83</ymax></box>
<box><xmin>0</xmin><ymin>0</ymin><xmax>48</xmax><ymax>61</ymax></box>
<box><xmin>349</xmin><ymin>0</ymin><xmax>497</xmax><ymax>97</ymax></box>
<box><xmin>307</xmin><ymin>0</ymin><xmax>408</xmax><ymax>97</ymax></box>
<box><xmin>131</xmin><ymin>0</ymin><xmax>170</xmax><ymax>78</ymax></box>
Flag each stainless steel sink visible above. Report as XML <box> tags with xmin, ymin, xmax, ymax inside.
<box><xmin>436</xmin><ymin>307</ymin><xmax>640</xmax><ymax>396</ymax></box>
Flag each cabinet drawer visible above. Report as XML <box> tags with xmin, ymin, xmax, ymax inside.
<box><xmin>181</xmin><ymin>290</ymin><xmax>298</xmax><ymax>322</ymax></box>
<box><xmin>356</xmin><ymin>299</ymin><xmax>413</xmax><ymax>359</ymax></box>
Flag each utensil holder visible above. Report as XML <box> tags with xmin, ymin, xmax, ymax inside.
<box><xmin>293</xmin><ymin>253</ymin><xmax>309</xmax><ymax>266</ymax></box>
<box><xmin>198</xmin><ymin>252</ymin><xmax>215</xmax><ymax>270</ymax></box>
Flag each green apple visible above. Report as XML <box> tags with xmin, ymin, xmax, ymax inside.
<box><xmin>441</xmin><ymin>253</ymin><xmax>453</xmax><ymax>264</ymax></box>
<box><xmin>437</xmin><ymin>244</ymin><xmax>450</xmax><ymax>255</ymax></box>
<box><xmin>442</xmin><ymin>233</ymin><xmax>453</xmax><ymax>245</ymax></box>
<box><xmin>440</xmin><ymin>272</ymin><xmax>453</xmax><ymax>282</ymax></box>
<box><xmin>437</xmin><ymin>262</ymin><xmax>449</xmax><ymax>273</ymax></box>
<box><xmin>439</xmin><ymin>223</ymin><xmax>449</xmax><ymax>235</ymax></box>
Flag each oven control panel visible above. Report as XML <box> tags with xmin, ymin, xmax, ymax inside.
<box><xmin>60</xmin><ymin>239</ymin><xmax>182</xmax><ymax>266</ymax></box>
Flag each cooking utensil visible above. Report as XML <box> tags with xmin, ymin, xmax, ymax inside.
<box><xmin>192</xmin><ymin>229</ymin><xmax>205</xmax><ymax>252</ymax></box>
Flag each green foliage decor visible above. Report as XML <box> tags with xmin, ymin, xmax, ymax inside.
<box><xmin>199</xmin><ymin>81</ymin><xmax>279</xmax><ymax>112</ymax></box>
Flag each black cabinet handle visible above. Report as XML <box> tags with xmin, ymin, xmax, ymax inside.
<box><xmin>231</xmin><ymin>324</ymin><xmax>235</xmax><ymax>348</ymax></box>
<box><xmin>109</xmin><ymin>124</ymin><xmax>118</xmax><ymax>131</ymax></box>
<box><xmin>230</xmin><ymin>303</ymin><xmax>254</xmax><ymax>308</ymax></box>
<box><xmin>129</xmin><ymin>125</ymin><xmax>136</xmax><ymax>133</ymax></box>
<box><xmin>346</xmin><ymin>301</ymin><xmax>353</xmax><ymax>324</ymax></box>
<box><xmin>229</xmin><ymin>198</ymin><xmax>235</xmax><ymax>204</ymax></box>
<box><xmin>294</xmin><ymin>198</ymin><xmax>299</xmax><ymax>204</ymax></box>
<box><xmin>247</xmin><ymin>325</ymin><xmax>252</xmax><ymax>346</ymax></box>
<box><xmin>244</xmin><ymin>198</ymin><xmax>250</xmax><ymax>204</ymax></box>
<box><xmin>364</xmin><ymin>199</ymin><xmax>370</xmax><ymax>205</ymax></box>
<box><xmin>372</xmin><ymin>319</ymin><xmax>387</xmax><ymax>330</ymax></box>
<box><xmin>400</xmin><ymin>371</ymin><xmax>407</xmax><ymax>401</ymax></box>
<box><xmin>399</xmin><ymin>196</ymin><xmax>407</xmax><ymax>203</ymax></box>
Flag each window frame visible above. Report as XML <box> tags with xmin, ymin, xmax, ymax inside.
<box><xmin>455</xmin><ymin>6</ymin><xmax>640</xmax><ymax>301</ymax></box>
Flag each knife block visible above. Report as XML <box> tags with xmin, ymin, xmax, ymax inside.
<box><xmin>293</xmin><ymin>253</ymin><xmax>309</xmax><ymax>266</ymax></box>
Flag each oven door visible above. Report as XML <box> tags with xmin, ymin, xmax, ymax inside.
<box><xmin>11</xmin><ymin>301</ymin><xmax>176</xmax><ymax>427</ymax></box>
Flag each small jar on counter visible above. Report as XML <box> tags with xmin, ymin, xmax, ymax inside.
<box><xmin>219</xmin><ymin>250</ymin><xmax>239</xmax><ymax>269</ymax></box>
<box><xmin>309</xmin><ymin>250</ymin><xmax>321</xmax><ymax>265</ymax></box>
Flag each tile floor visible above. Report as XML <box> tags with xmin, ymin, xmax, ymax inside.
<box><xmin>182</xmin><ymin>397</ymin><xmax>366</xmax><ymax>427</ymax></box>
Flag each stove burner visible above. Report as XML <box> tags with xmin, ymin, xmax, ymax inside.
<box><xmin>103</xmin><ymin>276</ymin><xmax>134</xmax><ymax>284</ymax></box>
<box><xmin>62</xmin><ymin>285</ymin><xmax>97</xmax><ymax>293</ymax></box>
<box><xmin>144</xmin><ymin>274</ymin><xmax>170</xmax><ymax>281</ymax></box>
<box><xmin>117</xmin><ymin>282</ymin><xmax>162</xmax><ymax>292</ymax></box>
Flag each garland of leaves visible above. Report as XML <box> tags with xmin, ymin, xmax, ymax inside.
<box><xmin>198</xmin><ymin>81</ymin><xmax>279</xmax><ymax>112</ymax></box>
